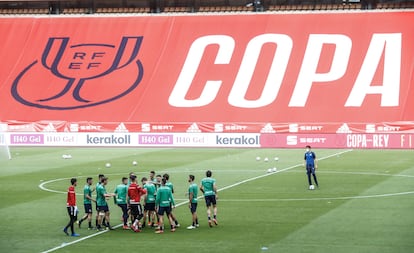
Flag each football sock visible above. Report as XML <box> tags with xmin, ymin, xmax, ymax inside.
<box><xmin>88</xmin><ymin>221</ymin><xmax>92</xmax><ymax>228</ymax></box>
<box><xmin>175</xmin><ymin>219</ymin><xmax>179</xmax><ymax>225</ymax></box>
<box><xmin>196</xmin><ymin>218</ymin><xmax>198</xmax><ymax>224</ymax></box>
<box><xmin>208</xmin><ymin>216</ymin><xmax>211</xmax><ymax>220</ymax></box>
<box><xmin>213</xmin><ymin>215</ymin><xmax>216</xmax><ymax>219</ymax></box>
<box><xmin>313</xmin><ymin>174</ymin><xmax>319</xmax><ymax>186</ymax></box>
<box><xmin>95</xmin><ymin>219</ymin><xmax>98</xmax><ymax>227</ymax></box>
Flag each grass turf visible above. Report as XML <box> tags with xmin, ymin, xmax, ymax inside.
<box><xmin>0</xmin><ymin>148</ymin><xmax>413</xmax><ymax>253</ymax></box>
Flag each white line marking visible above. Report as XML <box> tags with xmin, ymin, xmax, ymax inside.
<box><xmin>218</xmin><ymin>149</ymin><xmax>353</xmax><ymax>193</ymax></box>
<box><xmin>39</xmin><ymin>170</ymin><xmax>270</xmax><ymax>195</ymax></box>
<box><xmin>40</xmin><ymin>226</ymin><xmax>121</xmax><ymax>253</ymax></box>
<box><xmin>39</xmin><ymin>177</ymin><xmax>74</xmax><ymax>195</ymax></box>
<box><xmin>220</xmin><ymin>191</ymin><xmax>414</xmax><ymax>202</ymax></box>
<box><xmin>40</xmin><ymin>149</ymin><xmax>353</xmax><ymax>253</ymax></box>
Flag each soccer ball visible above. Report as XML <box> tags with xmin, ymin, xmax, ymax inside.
<box><xmin>272</xmin><ymin>167</ymin><xmax>277</xmax><ymax>172</ymax></box>
<box><xmin>105</xmin><ymin>163</ymin><xmax>111</xmax><ymax>168</ymax></box>
<box><xmin>309</xmin><ymin>185</ymin><xmax>315</xmax><ymax>190</ymax></box>
<box><xmin>132</xmin><ymin>161</ymin><xmax>137</xmax><ymax>166</ymax></box>
<box><xmin>256</xmin><ymin>156</ymin><xmax>261</xmax><ymax>161</ymax></box>
<box><xmin>267</xmin><ymin>168</ymin><xmax>272</xmax><ymax>173</ymax></box>
<box><xmin>264</xmin><ymin>157</ymin><xmax>269</xmax><ymax>162</ymax></box>
<box><xmin>274</xmin><ymin>157</ymin><xmax>279</xmax><ymax>161</ymax></box>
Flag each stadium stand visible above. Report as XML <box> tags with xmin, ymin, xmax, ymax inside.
<box><xmin>0</xmin><ymin>0</ymin><xmax>412</xmax><ymax>15</ymax></box>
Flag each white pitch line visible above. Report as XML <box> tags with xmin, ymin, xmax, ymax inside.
<box><xmin>40</xmin><ymin>225</ymin><xmax>121</xmax><ymax>253</ymax></box>
<box><xmin>218</xmin><ymin>149</ymin><xmax>353</xmax><ymax>193</ymax></box>
<box><xmin>39</xmin><ymin>177</ymin><xmax>74</xmax><ymax>195</ymax></box>
<box><xmin>39</xmin><ymin>170</ymin><xmax>272</xmax><ymax>195</ymax></box>
<box><xmin>219</xmin><ymin>191</ymin><xmax>414</xmax><ymax>202</ymax></box>
<box><xmin>40</xmin><ymin>149</ymin><xmax>352</xmax><ymax>253</ymax></box>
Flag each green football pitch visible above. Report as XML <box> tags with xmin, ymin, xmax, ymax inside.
<box><xmin>1</xmin><ymin>147</ymin><xmax>414</xmax><ymax>253</ymax></box>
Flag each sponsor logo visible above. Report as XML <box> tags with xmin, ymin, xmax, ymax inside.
<box><xmin>138</xmin><ymin>134</ymin><xmax>173</xmax><ymax>145</ymax></box>
<box><xmin>86</xmin><ymin>134</ymin><xmax>131</xmax><ymax>144</ymax></box>
<box><xmin>214</xmin><ymin>123</ymin><xmax>224</xmax><ymax>132</ymax></box>
<box><xmin>141</xmin><ymin>123</ymin><xmax>174</xmax><ymax>132</ymax></box>
<box><xmin>69</xmin><ymin>123</ymin><xmax>79</xmax><ymax>132</ymax></box>
<box><xmin>8</xmin><ymin>124</ymin><xmax>34</xmax><ymax>131</ymax></box>
<box><xmin>289</xmin><ymin>124</ymin><xmax>299</xmax><ymax>133</ymax></box>
<box><xmin>366</xmin><ymin>124</ymin><xmax>401</xmax><ymax>133</ymax></box>
<box><xmin>78</xmin><ymin>125</ymin><xmax>102</xmax><ymax>131</ymax></box>
<box><xmin>141</xmin><ymin>123</ymin><xmax>151</xmax><ymax>132</ymax></box>
<box><xmin>260</xmin><ymin>123</ymin><xmax>275</xmax><ymax>133</ymax></box>
<box><xmin>289</xmin><ymin>123</ymin><xmax>323</xmax><ymax>132</ymax></box>
<box><xmin>115</xmin><ymin>123</ymin><xmax>129</xmax><ymax>133</ymax></box>
<box><xmin>187</xmin><ymin>123</ymin><xmax>201</xmax><ymax>133</ymax></box>
<box><xmin>365</xmin><ymin>124</ymin><xmax>376</xmax><ymax>133</ymax></box>
<box><xmin>10</xmin><ymin>134</ymin><xmax>44</xmax><ymax>144</ymax></box>
<box><xmin>214</xmin><ymin>123</ymin><xmax>247</xmax><ymax>132</ymax></box>
<box><xmin>216</xmin><ymin>135</ymin><xmax>259</xmax><ymax>145</ymax></box>
<box><xmin>43</xmin><ymin>123</ymin><xmax>57</xmax><ymax>132</ymax></box>
<box><xmin>287</xmin><ymin>135</ymin><xmax>298</xmax><ymax>145</ymax></box>
<box><xmin>11</xmin><ymin>36</ymin><xmax>144</xmax><ymax>110</ymax></box>
<box><xmin>286</xmin><ymin>135</ymin><xmax>326</xmax><ymax>145</ymax></box>
<box><xmin>336</xmin><ymin>123</ymin><xmax>352</xmax><ymax>133</ymax></box>
<box><xmin>45</xmin><ymin>134</ymin><xmax>76</xmax><ymax>143</ymax></box>
<box><xmin>299</xmin><ymin>137</ymin><xmax>327</xmax><ymax>144</ymax></box>
<box><xmin>175</xmin><ymin>134</ymin><xmax>208</xmax><ymax>144</ymax></box>
<box><xmin>346</xmin><ymin>134</ymin><xmax>389</xmax><ymax>148</ymax></box>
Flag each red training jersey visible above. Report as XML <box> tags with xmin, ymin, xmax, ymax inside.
<box><xmin>67</xmin><ymin>185</ymin><xmax>76</xmax><ymax>206</ymax></box>
<box><xmin>128</xmin><ymin>183</ymin><xmax>147</xmax><ymax>204</ymax></box>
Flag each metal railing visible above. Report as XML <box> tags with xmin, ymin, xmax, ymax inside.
<box><xmin>0</xmin><ymin>0</ymin><xmax>412</xmax><ymax>14</ymax></box>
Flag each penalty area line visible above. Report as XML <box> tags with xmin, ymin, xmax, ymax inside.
<box><xmin>40</xmin><ymin>149</ymin><xmax>352</xmax><ymax>253</ymax></box>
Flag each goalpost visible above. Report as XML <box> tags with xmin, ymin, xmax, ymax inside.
<box><xmin>0</xmin><ymin>123</ymin><xmax>11</xmax><ymax>160</ymax></box>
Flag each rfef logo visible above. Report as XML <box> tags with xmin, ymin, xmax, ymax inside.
<box><xmin>11</xmin><ymin>36</ymin><xmax>144</xmax><ymax>110</ymax></box>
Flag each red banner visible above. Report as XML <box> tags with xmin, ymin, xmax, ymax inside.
<box><xmin>3</xmin><ymin>121</ymin><xmax>414</xmax><ymax>134</ymax></box>
<box><xmin>0</xmin><ymin>12</ymin><xmax>413</xmax><ymax>131</ymax></box>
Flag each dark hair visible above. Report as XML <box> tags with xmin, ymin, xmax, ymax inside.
<box><xmin>100</xmin><ymin>177</ymin><xmax>108</xmax><ymax>183</ymax></box>
<box><xmin>156</xmin><ymin>174</ymin><xmax>162</xmax><ymax>178</ymax></box>
<box><xmin>163</xmin><ymin>173</ymin><xmax>170</xmax><ymax>180</ymax></box>
<box><xmin>98</xmin><ymin>174</ymin><xmax>105</xmax><ymax>178</ymax></box>
<box><xmin>122</xmin><ymin>177</ymin><xmax>128</xmax><ymax>181</ymax></box>
<box><xmin>150</xmin><ymin>171</ymin><xmax>155</xmax><ymax>174</ymax></box>
<box><xmin>86</xmin><ymin>177</ymin><xmax>93</xmax><ymax>182</ymax></box>
<box><xmin>206</xmin><ymin>170</ymin><xmax>212</xmax><ymax>177</ymax></box>
<box><xmin>70</xmin><ymin>178</ymin><xmax>77</xmax><ymax>185</ymax></box>
<box><xmin>189</xmin><ymin>175</ymin><xmax>195</xmax><ymax>181</ymax></box>
<box><xmin>130</xmin><ymin>174</ymin><xmax>137</xmax><ymax>181</ymax></box>
<box><xmin>161</xmin><ymin>178</ymin><xmax>167</xmax><ymax>185</ymax></box>
<box><xmin>306</xmin><ymin>145</ymin><xmax>311</xmax><ymax>149</ymax></box>
<box><xmin>141</xmin><ymin>177</ymin><xmax>147</xmax><ymax>182</ymax></box>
